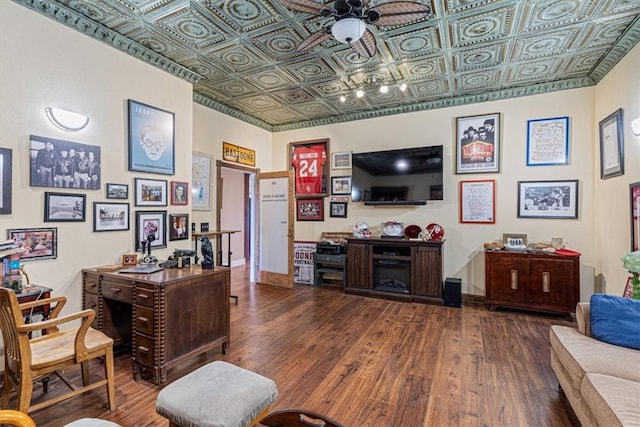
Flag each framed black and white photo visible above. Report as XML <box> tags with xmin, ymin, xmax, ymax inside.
<box><xmin>0</xmin><ymin>147</ymin><xmax>12</xmax><ymax>214</ymax></box>
<box><xmin>7</xmin><ymin>227</ymin><xmax>57</xmax><ymax>261</ymax></box>
<box><xmin>329</xmin><ymin>202</ymin><xmax>347</xmax><ymax>218</ymax></box>
<box><xmin>455</xmin><ymin>113</ymin><xmax>500</xmax><ymax>174</ymax></box>
<box><xmin>106</xmin><ymin>183</ymin><xmax>128</xmax><ymax>200</ymax></box>
<box><xmin>599</xmin><ymin>108</ymin><xmax>624</xmax><ymax>179</ymax></box>
<box><xmin>169</xmin><ymin>213</ymin><xmax>189</xmax><ymax>241</ymax></box>
<box><xmin>44</xmin><ymin>192</ymin><xmax>86</xmax><ymax>222</ymax></box>
<box><xmin>331</xmin><ymin>176</ymin><xmax>352</xmax><ymax>195</ymax></box>
<box><xmin>134</xmin><ymin>178</ymin><xmax>167</xmax><ymax>207</ymax></box>
<box><xmin>171</xmin><ymin>181</ymin><xmax>188</xmax><ymax>205</ymax></box>
<box><xmin>526</xmin><ymin>116</ymin><xmax>569</xmax><ymax>166</ymax></box>
<box><xmin>93</xmin><ymin>202</ymin><xmax>130</xmax><ymax>232</ymax></box>
<box><xmin>192</xmin><ymin>151</ymin><xmax>214</xmax><ymax>211</ymax></box>
<box><xmin>331</xmin><ymin>152</ymin><xmax>351</xmax><ymax>169</ymax></box>
<box><xmin>135</xmin><ymin>210</ymin><xmax>167</xmax><ymax>250</ymax></box>
<box><xmin>29</xmin><ymin>135</ymin><xmax>101</xmax><ymax>189</ymax></box>
<box><xmin>517</xmin><ymin>180</ymin><xmax>579</xmax><ymax>219</ymax></box>
<box><xmin>128</xmin><ymin>99</ymin><xmax>175</xmax><ymax>175</ymax></box>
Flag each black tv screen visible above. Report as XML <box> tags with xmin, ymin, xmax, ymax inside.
<box><xmin>351</xmin><ymin>145</ymin><xmax>443</xmax><ymax>205</ymax></box>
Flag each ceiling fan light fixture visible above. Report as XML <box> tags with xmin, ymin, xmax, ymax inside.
<box><xmin>331</xmin><ymin>18</ymin><xmax>366</xmax><ymax>43</ymax></box>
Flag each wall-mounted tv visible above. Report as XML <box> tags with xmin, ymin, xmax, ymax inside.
<box><xmin>351</xmin><ymin>145</ymin><xmax>443</xmax><ymax>205</ymax></box>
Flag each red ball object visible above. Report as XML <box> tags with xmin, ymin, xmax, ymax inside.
<box><xmin>424</xmin><ymin>223</ymin><xmax>445</xmax><ymax>240</ymax></box>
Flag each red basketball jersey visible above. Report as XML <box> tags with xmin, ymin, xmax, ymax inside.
<box><xmin>292</xmin><ymin>145</ymin><xmax>327</xmax><ymax>194</ymax></box>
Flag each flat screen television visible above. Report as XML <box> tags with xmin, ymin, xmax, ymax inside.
<box><xmin>351</xmin><ymin>145</ymin><xmax>443</xmax><ymax>205</ymax></box>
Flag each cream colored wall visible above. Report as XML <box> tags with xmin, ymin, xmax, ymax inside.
<box><xmin>0</xmin><ymin>2</ymin><xmax>193</xmax><ymax>314</ymax></box>
<box><xmin>191</xmin><ymin>104</ymin><xmax>272</xmax><ymax>229</ymax></box>
<box><xmin>594</xmin><ymin>43</ymin><xmax>640</xmax><ymax>297</ymax></box>
<box><xmin>272</xmin><ymin>88</ymin><xmax>598</xmax><ymax>298</ymax></box>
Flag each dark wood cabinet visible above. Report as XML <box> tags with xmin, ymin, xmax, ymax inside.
<box><xmin>485</xmin><ymin>250</ymin><xmax>579</xmax><ymax>316</ymax></box>
<box><xmin>346</xmin><ymin>238</ymin><xmax>444</xmax><ymax>304</ymax></box>
<box><xmin>82</xmin><ymin>265</ymin><xmax>230</xmax><ymax>385</ymax></box>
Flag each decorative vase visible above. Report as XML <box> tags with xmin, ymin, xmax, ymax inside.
<box><xmin>631</xmin><ymin>272</ymin><xmax>640</xmax><ymax>300</ymax></box>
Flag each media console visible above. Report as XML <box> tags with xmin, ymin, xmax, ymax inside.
<box><xmin>345</xmin><ymin>238</ymin><xmax>444</xmax><ymax>305</ymax></box>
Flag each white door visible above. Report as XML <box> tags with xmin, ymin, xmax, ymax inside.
<box><xmin>256</xmin><ymin>170</ymin><xmax>294</xmax><ymax>288</ymax></box>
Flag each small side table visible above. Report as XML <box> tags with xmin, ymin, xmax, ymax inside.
<box><xmin>314</xmin><ymin>253</ymin><xmax>347</xmax><ymax>288</ymax></box>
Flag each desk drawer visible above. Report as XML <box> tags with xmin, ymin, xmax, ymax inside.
<box><xmin>84</xmin><ymin>279</ymin><xmax>99</xmax><ymax>295</ymax></box>
<box><xmin>315</xmin><ymin>253</ymin><xmax>345</xmax><ymax>264</ymax></box>
<box><xmin>102</xmin><ymin>280</ymin><xmax>132</xmax><ymax>303</ymax></box>
<box><xmin>135</xmin><ymin>306</ymin><xmax>154</xmax><ymax>336</ymax></box>
<box><xmin>135</xmin><ymin>286</ymin><xmax>155</xmax><ymax>308</ymax></box>
<box><xmin>135</xmin><ymin>333</ymin><xmax>154</xmax><ymax>368</ymax></box>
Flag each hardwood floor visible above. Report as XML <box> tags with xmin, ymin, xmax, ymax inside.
<box><xmin>24</xmin><ymin>266</ymin><xmax>579</xmax><ymax>426</ymax></box>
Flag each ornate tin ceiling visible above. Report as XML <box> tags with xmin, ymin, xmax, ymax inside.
<box><xmin>15</xmin><ymin>0</ymin><xmax>640</xmax><ymax>131</ymax></box>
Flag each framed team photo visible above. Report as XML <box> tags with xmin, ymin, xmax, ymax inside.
<box><xmin>455</xmin><ymin>113</ymin><xmax>500</xmax><ymax>174</ymax></box>
<box><xmin>289</xmin><ymin>138</ymin><xmax>330</xmax><ymax>196</ymax></box>
<box><xmin>134</xmin><ymin>178</ymin><xmax>167</xmax><ymax>207</ymax></box>
<box><xmin>44</xmin><ymin>192</ymin><xmax>86</xmax><ymax>222</ymax></box>
<box><xmin>296</xmin><ymin>198</ymin><xmax>324</xmax><ymax>221</ymax></box>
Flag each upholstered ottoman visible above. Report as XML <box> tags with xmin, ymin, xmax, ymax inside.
<box><xmin>63</xmin><ymin>419</ymin><xmax>121</xmax><ymax>426</ymax></box>
<box><xmin>156</xmin><ymin>361</ymin><xmax>278</xmax><ymax>427</ymax></box>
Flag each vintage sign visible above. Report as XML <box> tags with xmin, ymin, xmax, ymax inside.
<box><xmin>223</xmin><ymin>141</ymin><xmax>255</xmax><ymax>167</ymax></box>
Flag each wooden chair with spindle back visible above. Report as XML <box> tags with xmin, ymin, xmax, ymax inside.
<box><xmin>0</xmin><ymin>288</ymin><xmax>116</xmax><ymax>414</ymax></box>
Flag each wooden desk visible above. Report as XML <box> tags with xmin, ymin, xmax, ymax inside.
<box><xmin>192</xmin><ymin>230</ymin><xmax>240</xmax><ymax>266</ymax></box>
<box><xmin>82</xmin><ymin>265</ymin><xmax>230</xmax><ymax>386</ymax></box>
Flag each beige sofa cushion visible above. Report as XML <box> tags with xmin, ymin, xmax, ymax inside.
<box><xmin>581</xmin><ymin>373</ymin><xmax>640</xmax><ymax>427</ymax></box>
<box><xmin>550</xmin><ymin>325</ymin><xmax>640</xmax><ymax>386</ymax></box>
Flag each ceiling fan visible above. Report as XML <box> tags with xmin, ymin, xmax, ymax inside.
<box><xmin>277</xmin><ymin>0</ymin><xmax>431</xmax><ymax>59</ymax></box>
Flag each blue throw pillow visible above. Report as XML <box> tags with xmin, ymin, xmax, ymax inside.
<box><xmin>590</xmin><ymin>294</ymin><xmax>640</xmax><ymax>350</ymax></box>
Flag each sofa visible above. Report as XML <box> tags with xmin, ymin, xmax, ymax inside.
<box><xmin>550</xmin><ymin>301</ymin><xmax>640</xmax><ymax>426</ymax></box>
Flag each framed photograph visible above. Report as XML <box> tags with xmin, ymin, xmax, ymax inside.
<box><xmin>122</xmin><ymin>253</ymin><xmax>138</xmax><ymax>266</ymax></box>
<box><xmin>0</xmin><ymin>147</ymin><xmax>12</xmax><ymax>214</ymax></box>
<box><xmin>44</xmin><ymin>192</ymin><xmax>86</xmax><ymax>222</ymax></box>
<box><xmin>169</xmin><ymin>213</ymin><xmax>189</xmax><ymax>241</ymax></box>
<box><xmin>134</xmin><ymin>178</ymin><xmax>167</xmax><ymax>207</ymax></box>
<box><xmin>455</xmin><ymin>113</ymin><xmax>500</xmax><ymax>174</ymax></box>
<box><xmin>128</xmin><ymin>99</ymin><xmax>175</xmax><ymax>175</ymax></box>
<box><xmin>526</xmin><ymin>116</ymin><xmax>569</xmax><ymax>166</ymax></box>
<box><xmin>503</xmin><ymin>233</ymin><xmax>528</xmax><ymax>246</ymax></box>
<box><xmin>29</xmin><ymin>135</ymin><xmax>101</xmax><ymax>189</ymax></box>
<box><xmin>331</xmin><ymin>152</ymin><xmax>351</xmax><ymax>169</ymax></box>
<box><xmin>7</xmin><ymin>227</ymin><xmax>57</xmax><ymax>261</ymax></box>
<box><xmin>290</xmin><ymin>138</ymin><xmax>330</xmax><ymax>196</ymax></box>
<box><xmin>106</xmin><ymin>183</ymin><xmax>128</xmax><ymax>200</ymax></box>
<box><xmin>331</xmin><ymin>176</ymin><xmax>352</xmax><ymax>195</ymax></box>
<box><xmin>135</xmin><ymin>210</ymin><xmax>167</xmax><ymax>250</ymax></box>
<box><xmin>192</xmin><ymin>151</ymin><xmax>214</xmax><ymax>211</ymax></box>
<box><xmin>93</xmin><ymin>202</ymin><xmax>130</xmax><ymax>232</ymax></box>
<box><xmin>329</xmin><ymin>202</ymin><xmax>347</xmax><ymax>218</ymax></box>
<box><xmin>459</xmin><ymin>180</ymin><xmax>495</xmax><ymax>224</ymax></box>
<box><xmin>599</xmin><ymin>108</ymin><xmax>624</xmax><ymax>179</ymax></box>
<box><xmin>171</xmin><ymin>181</ymin><xmax>189</xmax><ymax>205</ymax></box>
<box><xmin>296</xmin><ymin>198</ymin><xmax>324</xmax><ymax>221</ymax></box>
<box><xmin>630</xmin><ymin>182</ymin><xmax>640</xmax><ymax>251</ymax></box>
<box><xmin>517</xmin><ymin>180</ymin><xmax>579</xmax><ymax>219</ymax></box>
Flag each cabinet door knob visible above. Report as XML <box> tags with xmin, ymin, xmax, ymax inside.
<box><xmin>542</xmin><ymin>272</ymin><xmax>550</xmax><ymax>293</ymax></box>
<box><xmin>510</xmin><ymin>270</ymin><xmax>518</xmax><ymax>289</ymax></box>
<box><xmin>138</xmin><ymin>316</ymin><xmax>149</xmax><ymax>324</ymax></box>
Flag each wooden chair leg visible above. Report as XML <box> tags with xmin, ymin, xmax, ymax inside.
<box><xmin>81</xmin><ymin>361</ymin><xmax>90</xmax><ymax>387</ymax></box>
<box><xmin>17</xmin><ymin>374</ymin><xmax>33</xmax><ymax>414</ymax></box>
<box><xmin>104</xmin><ymin>348</ymin><xmax>116</xmax><ymax>411</ymax></box>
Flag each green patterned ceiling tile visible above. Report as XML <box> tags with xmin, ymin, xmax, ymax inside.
<box><xmin>64</xmin><ymin>0</ymin><xmax>131</xmax><ymax>28</ymax></box>
<box><xmin>153</xmin><ymin>3</ymin><xmax>229</xmax><ymax>49</ymax></box>
<box><xmin>250</xmin><ymin>25</ymin><xmax>309</xmax><ymax>61</ymax></box>
<box><xmin>406</xmin><ymin>78</ymin><xmax>451</xmax><ymax>98</ymax></box>
<box><xmin>252</xmin><ymin>105</ymin><xmax>306</xmax><ymax>123</ymax></box>
<box><xmin>563</xmin><ymin>47</ymin><xmax>612</xmax><ymax>74</ymax></box>
<box><xmin>521</xmin><ymin>0</ymin><xmax>594</xmax><ymax>32</ymax></box>
<box><xmin>271</xmin><ymin>87</ymin><xmax>317</xmax><ymax>105</ymax></box>
<box><xmin>453</xmin><ymin>42</ymin><xmax>506</xmax><ymax>71</ymax></box>
<box><xmin>242</xmin><ymin>67</ymin><xmax>298</xmax><ymax>91</ymax></box>
<box><xmin>201</xmin><ymin>41</ymin><xmax>269</xmax><ymax>73</ymax></box>
<box><xmin>202</xmin><ymin>0</ymin><xmax>281</xmax><ymax>33</ymax></box>
<box><xmin>511</xmin><ymin>28</ymin><xmax>578</xmax><ymax>61</ymax></box>
<box><xmin>455</xmin><ymin>69</ymin><xmax>502</xmax><ymax>91</ymax></box>
<box><xmin>195</xmin><ymin>76</ymin><xmax>260</xmax><ymax>100</ymax></box>
<box><xmin>306</xmin><ymin>79</ymin><xmax>355</xmax><ymax>99</ymax></box>
<box><xmin>397</xmin><ymin>57</ymin><xmax>446</xmax><ymax>81</ymax></box>
<box><xmin>385</xmin><ymin>26</ymin><xmax>441</xmax><ymax>60</ymax></box>
<box><xmin>506</xmin><ymin>58</ymin><xmax>564</xmax><ymax>83</ymax></box>
<box><xmin>289</xmin><ymin>100</ymin><xmax>339</xmax><ymax>118</ymax></box>
<box><xmin>234</xmin><ymin>94</ymin><xmax>284</xmax><ymax>111</ymax></box>
<box><xmin>577</xmin><ymin>15</ymin><xmax>638</xmax><ymax>49</ymax></box>
<box><xmin>281</xmin><ymin>57</ymin><xmax>337</xmax><ymax>82</ymax></box>
<box><xmin>449</xmin><ymin>4</ymin><xmax>516</xmax><ymax>47</ymax></box>
<box><xmin>324</xmin><ymin>95</ymin><xmax>373</xmax><ymax>113</ymax></box>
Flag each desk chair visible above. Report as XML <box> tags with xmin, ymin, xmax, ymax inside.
<box><xmin>259</xmin><ymin>409</ymin><xmax>344</xmax><ymax>427</ymax></box>
<box><xmin>0</xmin><ymin>288</ymin><xmax>116</xmax><ymax>414</ymax></box>
<box><xmin>0</xmin><ymin>410</ymin><xmax>36</xmax><ymax>427</ymax></box>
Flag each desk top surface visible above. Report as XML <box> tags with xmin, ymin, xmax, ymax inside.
<box><xmin>192</xmin><ymin>230</ymin><xmax>241</xmax><ymax>237</ymax></box>
<box><xmin>83</xmin><ymin>264</ymin><xmax>229</xmax><ymax>285</ymax></box>
<box><xmin>14</xmin><ymin>284</ymin><xmax>53</xmax><ymax>298</ymax></box>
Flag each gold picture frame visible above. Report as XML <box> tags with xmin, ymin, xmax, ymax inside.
<box><xmin>502</xmin><ymin>233</ymin><xmax>527</xmax><ymax>246</ymax></box>
<box><xmin>122</xmin><ymin>253</ymin><xmax>138</xmax><ymax>266</ymax></box>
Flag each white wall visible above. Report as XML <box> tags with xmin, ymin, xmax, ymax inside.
<box><xmin>0</xmin><ymin>2</ymin><xmax>193</xmax><ymax>313</ymax></box>
<box><xmin>593</xmin><ymin>43</ymin><xmax>640</xmax><ymax>297</ymax></box>
<box><xmin>272</xmin><ymin>88</ymin><xmax>598</xmax><ymax>298</ymax></box>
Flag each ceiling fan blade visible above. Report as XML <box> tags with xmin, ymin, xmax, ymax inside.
<box><xmin>350</xmin><ymin>29</ymin><xmax>376</xmax><ymax>59</ymax></box>
<box><xmin>371</xmin><ymin>1</ymin><xmax>431</xmax><ymax>26</ymax></box>
<box><xmin>276</xmin><ymin>0</ymin><xmax>326</xmax><ymax>15</ymax></box>
<box><xmin>297</xmin><ymin>28</ymin><xmax>332</xmax><ymax>52</ymax></box>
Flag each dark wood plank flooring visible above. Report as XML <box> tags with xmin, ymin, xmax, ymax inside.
<box><xmin>23</xmin><ymin>266</ymin><xmax>578</xmax><ymax>426</ymax></box>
